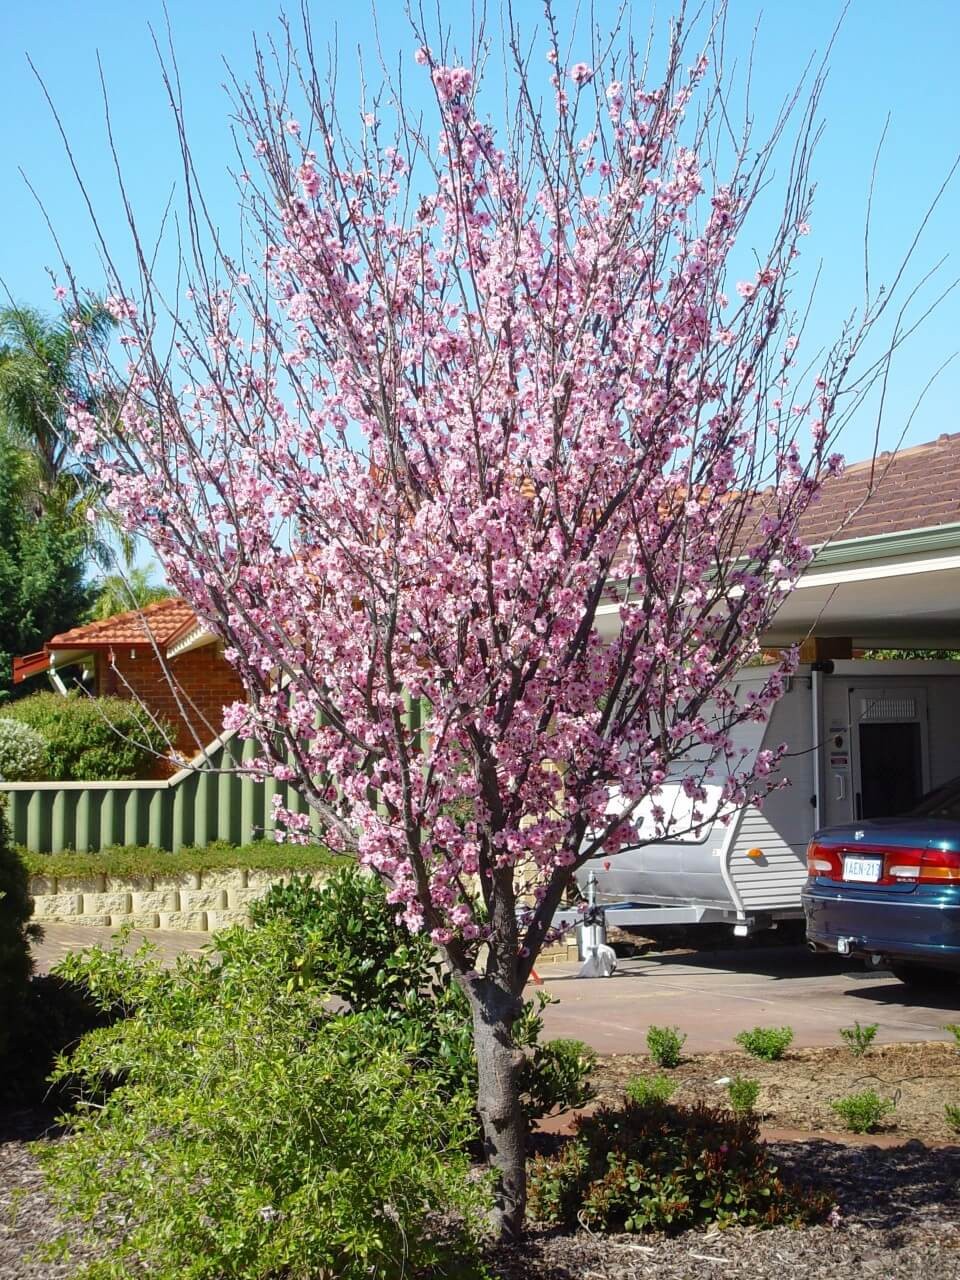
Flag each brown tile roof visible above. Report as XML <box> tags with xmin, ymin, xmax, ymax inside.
<box><xmin>797</xmin><ymin>432</ymin><xmax>960</xmax><ymax>546</ymax></box>
<box><xmin>46</xmin><ymin>598</ymin><xmax>200</xmax><ymax>651</ymax></box>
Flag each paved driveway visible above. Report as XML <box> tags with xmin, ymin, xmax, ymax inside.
<box><xmin>537</xmin><ymin>947</ymin><xmax>960</xmax><ymax>1053</ymax></box>
<box><xmin>32</xmin><ymin>926</ymin><xmax>960</xmax><ymax>1055</ymax></box>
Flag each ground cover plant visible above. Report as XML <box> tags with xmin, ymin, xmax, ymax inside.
<box><xmin>18</xmin><ymin>838</ymin><xmax>347</xmax><ymax>881</ymax></box>
<box><xmin>646</xmin><ymin>1025</ymin><xmax>687</xmax><ymax>1068</ymax></box>
<box><xmin>54</xmin><ymin>0</ymin><xmax>935</xmax><ymax>1235</ymax></box>
<box><xmin>527</xmin><ymin>1097</ymin><xmax>832</xmax><ymax>1234</ymax></box>
<box><xmin>946</xmin><ymin>1103</ymin><xmax>960</xmax><ymax>1134</ymax></box>
<box><xmin>830</xmin><ymin>1090</ymin><xmax>896</xmax><ymax>1134</ymax></box>
<box><xmin>736</xmin><ymin>1026</ymin><xmax>795</xmax><ymax>1061</ymax></box>
<box><xmin>839</xmin><ymin>1021</ymin><xmax>878</xmax><ymax>1057</ymax></box>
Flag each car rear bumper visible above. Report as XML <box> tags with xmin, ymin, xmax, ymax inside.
<box><xmin>802</xmin><ymin>882</ymin><xmax>960</xmax><ymax>968</ymax></box>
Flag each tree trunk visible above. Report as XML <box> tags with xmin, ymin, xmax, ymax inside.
<box><xmin>470</xmin><ymin>981</ymin><xmax>527</xmax><ymax>1240</ymax></box>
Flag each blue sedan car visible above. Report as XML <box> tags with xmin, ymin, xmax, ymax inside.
<box><xmin>803</xmin><ymin>776</ymin><xmax>960</xmax><ymax>987</ymax></box>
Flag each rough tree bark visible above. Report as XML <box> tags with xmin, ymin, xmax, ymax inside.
<box><xmin>468</xmin><ymin>978</ymin><xmax>527</xmax><ymax>1239</ymax></box>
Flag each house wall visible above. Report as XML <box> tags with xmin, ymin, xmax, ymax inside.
<box><xmin>97</xmin><ymin>643</ymin><xmax>247</xmax><ymax>774</ymax></box>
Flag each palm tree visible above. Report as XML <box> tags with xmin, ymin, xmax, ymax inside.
<box><xmin>0</xmin><ymin>300</ymin><xmax>120</xmax><ymax>563</ymax></box>
<box><xmin>84</xmin><ymin>564</ymin><xmax>173</xmax><ymax>623</ymax></box>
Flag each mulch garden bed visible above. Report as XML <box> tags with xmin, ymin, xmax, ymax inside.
<box><xmin>5</xmin><ymin>1044</ymin><xmax>960</xmax><ymax>1280</ymax></box>
<box><xmin>591</xmin><ymin>1040</ymin><xmax>960</xmax><ymax>1141</ymax></box>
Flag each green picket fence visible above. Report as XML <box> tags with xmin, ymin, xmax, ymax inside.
<box><xmin>0</xmin><ymin>734</ymin><xmax>321</xmax><ymax>854</ymax></box>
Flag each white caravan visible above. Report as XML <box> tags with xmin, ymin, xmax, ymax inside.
<box><xmin>573</xmin><ymin>660</ymin><xmax>960</xmax><ymax>936</ymax></box>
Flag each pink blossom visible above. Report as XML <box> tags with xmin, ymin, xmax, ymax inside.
<box><xmin>736</xmin><ymin>280</ymin><xmax>756</xmax><ymax>300</ymax></box>
<box><xmin>285</xmin><ymin>119</ymin><xmax>301</xmax><ymax>136</ymax></box>
<box><xmin>53</xmin><ymin>285</ymin><xmax>67</xmax><ymax>301</ymax></box>
<box><xmin>414</xmin><ymin>46</ymin><xmax>430</xmax><ymax>66</ymax></box>
<box><xmin>569</xmin><ymin>62</ymin><xmax>594</xmax><ymax>87</ymax></box>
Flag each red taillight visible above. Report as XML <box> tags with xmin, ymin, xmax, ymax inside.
<box><xmin>806</xmin><ymin>842</ymin><xmax>840</xmax><ymax>879</ymax></box>
<box><xmin>885</xmin><ymin>846</ymin><xmax>960</xmax><ymax>883</ymax></box>
<box><xmin>807</xmin><ymin>841</ymin><xmax>960</xmax><ymax>885</ymax></box>
<box><xmin>918</xmin><ymin>848</ymin><xmax>960</xmax><ymax>882</ymax></box>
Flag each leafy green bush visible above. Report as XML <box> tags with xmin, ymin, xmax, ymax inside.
<box><xmin>41</xmin><ymin>923</ymin><xmax>489</xmax><ymax>1280</ymax></box>
<box><xmin>945</xmin><ymin>1103</ymin><xmax>960</xmax><ymax>1134</ymax></box>
<box><xmin>839</xmin><ymin>1020</ymin><xmax>878</xmax><ymax>1057</ymax></box>
<box><xmin>528</xmin><ymin>1098</ymin><xmax>832</xmax><ymax>1233</ymax></box>
<box><xmin>944</xmin><ymin>1023</ymin><xmax>960</xmax><ymax>1048</ymax></box>
<box><xmin>735</xmin><ymin>1025</ymin><xmax>794</xmax><ymax>1061</ymax></box>
<box><xmin>625</xmin><ymin>1073</ymin><xmax>677</xmax><ymax>1106</ymax></box>
<box><xmin>0</xmin><ymin>799</ymin><xmax>40</xmax><ymax>1067</ymax></box>
<box><xmin>19</xmin><ymin>838</ymin><xmax>346</xmax><ymax>881</ymax></box>
<box><xmin>250</xmin><ymin>869</ymin><xmax>596</xmax><ymax>1125</ymax></box>
<box><xmin>830</xmin><ymin>1090</ymin><xmax>895</xmax><ymax>1133</ymax></box>
<box><xmin>0</xmin><ymin>717</ymin><xmax>48</xmax><ymax>781</ymax></box>
<box><xmin>0</xmin><ymin>691</ymin><xmax>174</xmax><ymax>781</ymax></box>
<box><xmin>645</xmin><ymin>1024</ymin><xmax>686</xmax><ymax>1068</ymax></box>
<box><xmin>727</xmin><ymin>1076</ymin><xmax>761</xmax><ymax>1115</ymax></box>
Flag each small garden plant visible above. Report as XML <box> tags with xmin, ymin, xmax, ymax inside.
<box><xmin>727</xmin><ymin>1076</ymin><xmax>761</xmax><ymax>1115</ymax></box>
<box><xmin>645</xmin><ymin>1024</ymin><xmax>686</xmax><ymax>1068</ymax></box>
<box><xmin>831</xmin><ymin>1090</ymin><xmax>895</xmax><ymax>1134</ymax></box>
<box><xmin>528</xmin><ymin>1098</ymin><xmax>833</xmax><ymax>1233</ymax></box>
<box><xmin>735</xmin><ymin>1025</ymin><xmax>794</xmax><ymax>1061</ymax></box>
<box><xmin>839</xmin><ymin>1021</ymin><xmax>878</xmax><ymax>1057</ymax></box>
<box><xmin>944</xmin><ymin>1023</ymin><xmax>960</xmax><ymax>1049</ymax></box>
<box><xmin>945</xmin><ymin>1103</ymin><xmax>960</xmax><ymax>1134</ymax></box>
<box><xmin>625</xmin><ymin>1073</ymin><xmax>677</xmax><ymax>1106</ymax></box>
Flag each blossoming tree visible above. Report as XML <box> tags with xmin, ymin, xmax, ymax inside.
<box><xmin>62</xmin><ymin>5</ymin><xmax>910</xmax><ymax>1235</ymax></box>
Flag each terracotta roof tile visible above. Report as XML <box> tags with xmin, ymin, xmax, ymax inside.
<box><xmin>797</xmin><ymin>432</ymin><xmax>960</xmax><ymax>545</ymax></box>
<box><xmin>47</xmin><ymin>598</ymin><xmax>199</xmax><ymax>650</ymax></box>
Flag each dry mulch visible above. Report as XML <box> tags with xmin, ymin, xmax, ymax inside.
<box><xmin>593</xmin><ymin>1040</ymin><xmax>960</xmax><ymax>1141</ymax></box>
<box><xmin>5</xmin><ymin>1098</ymin><xmax>960</xmax><ymax>1279</ymax></box>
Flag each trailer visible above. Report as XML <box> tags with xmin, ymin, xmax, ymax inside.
<box><xmin>566</xmin><ymin>660</ymin><xmax>960</xmax><ymax>938</ymax></box>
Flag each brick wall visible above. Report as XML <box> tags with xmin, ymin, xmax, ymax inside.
<box><xmin>98</xmin><ymin>642</ymin><xmax>247</xmax><ymax>773</ymax></box>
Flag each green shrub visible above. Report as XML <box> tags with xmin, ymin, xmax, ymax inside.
<box><xmin>944</xmin><ymin>1023</ymin><xmax>960</xmax><ymax>1048</ymax></box>
<box><xmin>727</xmin><ymin>1076</ymin><xmax>761</xmax><ymax>1115</ymax></box>
<box><xmin>250</xmin><ymin>869</ymin><xmax>596</xmax><ymax>1125</ymax></box>
<box><xmin>735</xmin><ymin>1025</ymin><xmax>794</xmax><ymax>1061</ymax></box>
<box><xmin>625</xmin><ymin>1073</ymin><xmax>677</xmax><ymax>1106</ymax></box>
<box><xmin>830</xmin><ymin>1090</ymin><xmax>895</xmax><ymax>1133</ymax></box>
<box><xmin>945</xmin><ymin>1103</ymin><xmax>960</xmax><ymax>1134</ymax></box>
<box><xmin>0</xmin><ymin>717</ymin><xmax>48</xmax><ymax>781</ymax></box>
<box><xmin>839</xmin><ymin>1020</ymin><xmax>878</xmax><ymax>1057</ymax></box>
<box><xmin>0</xmin><ymin>799</ymin><xmax>40</xmax><ymax>1067</ymax></box>
<box><xmin>528</xmin><ymin>1098</ymin><xmax>832</xmax><ymax>1234</ymax></box>
<box><xmin>41</xmin><ymin>923</ymin><xmax>489</xmax><ymax>1280</ymax></box>
<box><xmin>0</xmin><ymin>691</ymin><xmax>175</xmax><ymax>780</ymax></box>
<box><xmin>645</xmin><ymin>1024</ymin><xmax>686</xmax><ymax>1068</ymax></box>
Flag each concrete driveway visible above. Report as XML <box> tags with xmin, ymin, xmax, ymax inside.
<box><xmin>536</xmin><ymin>947</ymin><xmax>960</xmax><ymax>1053</ymax></box>
<box><xmin>32</xmin><ymin>925</ymin><xmax>960</xmax><ymax>1056</ymax></box>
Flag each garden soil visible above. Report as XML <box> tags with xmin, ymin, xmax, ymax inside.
<box><xmin>591</xmin><ymin>1040</ymin><xmax>960</xmax><ymax>1141</ymax></box>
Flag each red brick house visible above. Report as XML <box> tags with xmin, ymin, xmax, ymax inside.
<box><xmin>12</xmin><ymin>598</ymin><xmax>246</xmax><ymax>769</ymax></box>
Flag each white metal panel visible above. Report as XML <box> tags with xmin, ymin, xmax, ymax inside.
<box><xmin>727</xmin><ymin>675</ymin><xmax>815</xmax><ymax>913</ymax></box>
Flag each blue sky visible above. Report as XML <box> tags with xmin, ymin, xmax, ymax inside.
<box><xmin>1</xmin><ymin>0</ymin><xmax>959</xmax><ymax>467</ymax></box>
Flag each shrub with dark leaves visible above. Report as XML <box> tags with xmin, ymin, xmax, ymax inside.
<box><xmin>528</xmin><ymin>1097</ymin><xmax>832</xmax><ymax>1234</ymax></box>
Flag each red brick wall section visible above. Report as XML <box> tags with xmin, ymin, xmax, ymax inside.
<box><xmin>99</xmin><ymin>643</ymin><xmax>247</xmax><ymax>775</ymax></box>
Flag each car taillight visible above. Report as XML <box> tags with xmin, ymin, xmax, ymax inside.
<box><xmin>919</xmin><ymin>848</ymin><xmax>960</xmax><ymax>882</ymax></box>
<box><xmin>887</xmin><ymin>847</ymin><xmax>960</xmax><ymax>883</ymax></box>
<box><xmin>806</xmin><ymin>842</ymin><xmax>840</xmax><ymax>879</ymax></box>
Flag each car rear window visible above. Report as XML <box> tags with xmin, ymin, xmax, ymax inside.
<box><xmin>912</xmin><ymin>776</ymin><xmax>960</xmax><ymax>820</ymax></box>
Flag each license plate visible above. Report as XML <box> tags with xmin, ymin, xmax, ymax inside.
<box><xmin>842</xmin><ymin>855</ymin><xmax>883</xmax><ymax>883</ymax></box>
